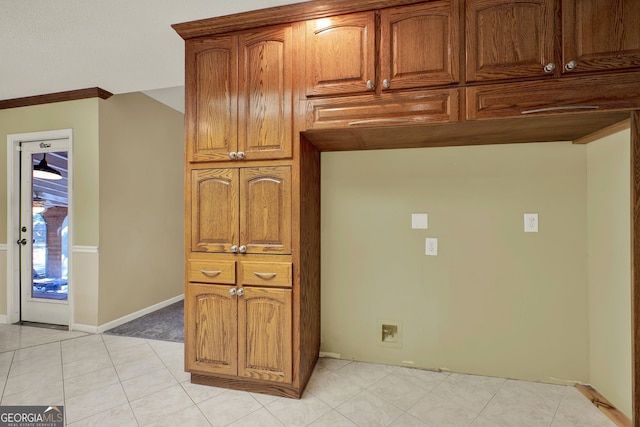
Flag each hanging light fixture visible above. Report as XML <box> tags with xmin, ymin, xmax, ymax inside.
<box><xmin>33</xmin><ymin>193</ymin><xmax>47</xmax><ymax>214</ymax></box>
<box><xmin>33</xmin><ymin>153</ymin><xmax>62</xmax><ymax>180</ymax></box>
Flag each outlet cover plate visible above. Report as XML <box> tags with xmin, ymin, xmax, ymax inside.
<box><xmin>524</xmin><ymin>213</ymin><xmax>539</xmax><ymax>233</ymax></box>
<box><xmin>412</xmin><ymin>213</ymin><xmax>428</xmax><ymax>229</ymax></box>
<box><xmin>426</xmin><ymin>238</ymin><xmax>438</xmax><ymax>256</ymax></box>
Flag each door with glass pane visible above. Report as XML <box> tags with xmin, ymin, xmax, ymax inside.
<box><xmin>19</xmin><ymin>139</ymin><xmax>70</xmax><ymax>325</ymax></box>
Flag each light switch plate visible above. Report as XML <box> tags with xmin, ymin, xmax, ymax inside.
<box><xmin>412</xmin><ymin>213</ymin><xmax>428</xmax><ymax>229</ymax></box>
<box><xmin>425</xmin><ymin>238</ymin><xmax>438</xmax><ymax>256</ymax></box>
<box><xmin>524</xmin><ymin>213</ymin><xmax>538</xmax><ymax>232</ymax></box>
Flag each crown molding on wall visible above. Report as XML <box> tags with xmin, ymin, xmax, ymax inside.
<box><xmin>0</xmin><ymin>87</ymin><xmax>113</xmax><ymax>110</ymax></box>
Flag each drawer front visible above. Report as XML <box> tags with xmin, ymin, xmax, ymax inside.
<box><xmin>188</xmin><ymin>260</ymin><xmax>236</xmax><ymax>284</ymax></box>
<box><xmin>306</xmin><ymin>89</ymin><xmax>459</xmax><ymax>130</ymax></box>
<box><xmin>467</xmin><ymin>72</ymin><xmax>640</xmax><ymax>120</ymax></box>
<box><xmin>239</xmin><ymin>262</ymin><xmax>292</xmax><ymax>288</ymax></box>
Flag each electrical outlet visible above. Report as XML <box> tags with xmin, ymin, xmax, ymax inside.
<box><xmin>425</xmin><ymin>238</ymin><xmax>438</xmax><ymax>256</ymax></box>
<box><xmin>524</xmin><ymin>213</ymin><xmax>539</xmax><ymax>233</ymax></box>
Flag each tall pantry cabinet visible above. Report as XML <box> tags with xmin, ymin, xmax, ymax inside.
<box><xmin>183</xmin><ymin>21</ymin><xmax>320</xmax><ymax>398</ymax></box>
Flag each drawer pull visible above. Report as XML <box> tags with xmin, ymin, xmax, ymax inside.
<box><xmin>348</xmin><ymin>118</ymin><xmax>411</xmax><ymax>126</ymax></box>
<box><xmin>521</xmin><ymin>105</ymin><xmax>599</xmax><ymax>115</ymax></box>
<box><xmin>200</xmin><ymin>270</ymin><xmax>222</xmax><ymax>277</ymax></box>
<box><xmin>254</xmin><ymin>272</ymin><xmax>277</xmax><ymax>280</ymax></box>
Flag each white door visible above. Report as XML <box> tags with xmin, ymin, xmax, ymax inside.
<box><xmin>19</xmin><ymin>139</ymin><xmax>70</xmax><ymax>325</ymax></box>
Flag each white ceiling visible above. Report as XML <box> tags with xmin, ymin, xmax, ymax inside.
<box><xmin>0</xmin><ymin>0</ymin><xmax>300</xmax><ymax>113</ymax></box>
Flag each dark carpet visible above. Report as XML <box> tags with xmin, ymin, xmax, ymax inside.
<box><xmin>103</xmin><ymin>300</ymin><xmax>184</xmax><ymax>343</ymax></box>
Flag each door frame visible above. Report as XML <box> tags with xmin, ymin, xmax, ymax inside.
<box><xmin>6</xmin><ymin>129</ymin><xmax>74</xmax><ymax>326</ymax></box>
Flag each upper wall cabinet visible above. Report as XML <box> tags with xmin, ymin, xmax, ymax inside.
<box><xmin>465</xmin><ymin>0</ymin><xmax>556</xmax><ymax>82</ymax></box>
<box><xmin>186</xmin><ymin>25</ymin><xmax>293</xmax><ymax>162</ymax></box>
<box><xmin>562</xmin><ymin>0</ymin><xmax>640</xmax><ymax>75</ymax></box>
<box><xmin>305</xmin><ymin>0</ymin><xmax>459</xmax><ymax>97</ymax></box>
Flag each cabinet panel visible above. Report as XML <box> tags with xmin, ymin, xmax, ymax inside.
<box><xmin>238</xmin><ymin>287</ymin><xmax>292</xmax><ymax>383</ymax></box>
<box><xmin>188</xmin><ymin>259</ymin><xmax>236</xmax><ymax>284</ymax></box>
<box><xmin>240</xmin><ymin>167</ymin><xmax>292</xmax><ymax>255</ymax></box>
<box><xmin>239</xmin><ymin>261</ymin><xmax>292</xmax><ymax>288</ymax></box>
<box><xmin>191</xmin><ymin>169</ymin><xmax>239</xmax><ymax>253</ymax></box>
<box><xmin>238</xmin><ymin>26</ymin><xmax>293</xmax><ymax>160</ymax></box>
<box><xmin>306</xmin><ymin>12</ymin><xmax>376</xmax><ymax>97</ymax></box>
<box><xmin>562</xmin><ymin>0</ymin><xmax>640</xmax><ymax>74</ymax></box>
<box><xmin>380</xmin><ymin>1</ymin><xmax>459</xmax><ymax>90</ymax></box>
<box><xmin>187</xmin><ymin>37</ymin><xmax>238</xmax><ymax>162</ymax></box>
<box><xmin>185</xmin><ymin>284</ymin><xmax>238</xmax><ymax>376</ymax></box>
<box><xmin>466</xmin><ymin>0</ymin><xmax>556</xmax><ymax>82</ymax></box>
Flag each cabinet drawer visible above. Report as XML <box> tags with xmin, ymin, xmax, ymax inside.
<box><xmin>467</xmin><ymin>72</ymin><xmax>640</xmax><ymax>120</ymax></box>
<box><xmin>239</xmin><ymin>262</ymin><xmax>292</xmax><ymax>288</ymax></box>
<box><xmin>306</xmin><ymin>89</ymin><xmax>459</xmax><ymax>130</ymax></box>
<box><xmin>188</xmin><ymin>260</ymin><xmax>236</xmax><ymax>284</ymax></box>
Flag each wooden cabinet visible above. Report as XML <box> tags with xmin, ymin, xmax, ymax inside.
<box><xmin>191</xmin><ymin>166</ymin><xmax>291</xmax><ymax>255</ymax></box>
<box><xmin>186</xmin><ymin>25</ymin><xmax>293</xmax><ymax>162</ymax></box>
<box><xmin>305</xmin><ymin>0</ymin><xmax>459</xmax><ymax>97</ymax></box>
<box><xmin>186</xmin><ymin>283</ymin><xmax>292</xmax><ymax>384</ymax></box>
<box><xmin>465</xmin><ymin>0</ymin><xmax>556</xmax><ymax>82</ymax></box>
<box><xmin>562</xmin><ymin>0</ymin><xmax>640</xmax><ymax>75</ymax></box>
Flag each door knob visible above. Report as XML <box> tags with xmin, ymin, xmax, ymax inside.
<box><xmin>236</xmin><ymin>288</ymin><xmax>245</xmax><ymax>297</ymax></box>
<box><xmin>16</xmin><ymin>238</ymin><xmax>27</xmax><ymax>246</ymax></box>
<box><xmin>229</xmin><ymin>152</ymin><xmax>237</xmax><ymax>159</ymax></box>
<box><xmin>230</xmin><ymin>245</ymin><xmax>239</xmax><ymax>253</ymax></box>
<box><xmin>382</xmin><ymin>79</ymin><xmax>391</xmax><ymax>89</ymax></box>
<box><xmin>229</xmin><ymin>288</ymin><xmax>237</xmax><ymax>296</ymax></box>
<box><xmin>239</xmin><ymin>245</ymin><xmax>247</xmax><ymax>253</ymax></box>
<box><xmin>543</xmin><ymin>63</ymin><xmax>556</xmax><ymax>73</ymax></box>
<box><xmin>564</xmin><ymin>60</ymin><xmax>577</xmax><ymax>71</ymax></box>
<box><xmin>366</xmin><ymin>80</ymin><xmax>374</xmax><ymax>90</ymax></box>
<box><xmin>236</xmin><ymin>152</ymin><xmax>245</xmax><ymax>159</ymax></box>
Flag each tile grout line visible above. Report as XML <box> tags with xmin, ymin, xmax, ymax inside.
<box><xmin>466</xmin><ymin>377</ymin><xmax>507</xmax><ymax>427</ymax></box>
<box><xmin>0</xmin><ymin>351</ymin><xmax>16</xmax><ymax>405</ymax></box>
<box><xmin>549</xmin><ymin>384</ymin><xmax>570</xmax><ymax>427</ymax></box>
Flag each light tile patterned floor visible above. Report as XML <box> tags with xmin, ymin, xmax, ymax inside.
<box><xmin>0</xmin><ymin>324</ymin><xmax>617</xmax><ymax>426</ymax></box>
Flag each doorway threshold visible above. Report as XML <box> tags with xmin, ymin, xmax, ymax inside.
<box><xmin>15</xmin><ymin>321</ymin><xmax>68</xmax><ymax>331</ymax></box>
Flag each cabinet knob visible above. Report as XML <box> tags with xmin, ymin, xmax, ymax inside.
<box><xmin>236</xmin><ymin>151</ymin><xmax>245</xmax><ymax>159</ymax></box>
<box><xmin>366</xmin><ymin>80</ymin><xmax>374</xmax><ymax>90</ymax></box>
<box><xmin>230</xmin><ymin>245</ymin><xmax>239</xmax><ymax>253</ymax></box>
<box><xmin>239</xmin><ymin>245</ymin><xmax>247</xmax><ymax>254</ymax></box>
<box><xmin>229</xmin><ymin>152</ymin><xmax>237</xmax><ymax>160</ymax></box>
<box><xmin>236</xmin><ymin>288</ymin><xmax>245</xmax><ymax>297</ymax></box>
<box><xmin>543</xmin><ymin>63</ymin><xmax>556</xmax><ymax>73</ymax></box>
<box><xmin>382</xmin><ymin>79</ymin><xmax>391</xmax><ymax>89</ymax></box>
<box><xmin>564</xmin><ymin>60</ymin><xmax>577</xmax><ymax>71</ymax></box>
<box><xmin>229</xmin><ymin>288</ymin><xmax>237</xmax><ymax>296</ymax></box>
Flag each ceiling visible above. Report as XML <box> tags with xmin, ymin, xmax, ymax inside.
<box><xmin>0</xmin><ymin>0</ymin><xmax>299</xmax><ymax>113</ymax></box>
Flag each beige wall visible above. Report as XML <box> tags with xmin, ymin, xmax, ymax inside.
<box><xmin>587</xmin><ymin>129</ymin><xmax>632</xmax><ymax>418</ymax></box>
<box><xmin>97</xmin><ymin>92</ymin><xmax>184</xmax><ymax>324</ymax></box>
<box><xmin>321</xmin><ymin>142</ymin><xmax>590</xmax><ymax>383</ymax></box>
<box><xmin>0</xmin><ymin>99</ymin><xmax>100</xmax><ymax>318</ymax></box>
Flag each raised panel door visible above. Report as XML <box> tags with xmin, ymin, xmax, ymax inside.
<box><xmin>562</xmin><ymin>0</ymin><xmax>640</xmax><ymax>74</ymax></box>
<box><xmin>305</xmin><ymin>12</ymin><xmax>376</xmax><ymax>97</ymax></box>
<box><xmin>237</xmin><ymin>287</ymin><xmax>292</xmax><ymax>383</ymax></box>
<box><xmin>466</xmin><ymin>0</ymin><xmax>556</xmax><ymax>82</ymax></box>
<box><xmin>191</xmin><ymin>169</ymin><xmax>239</xmax><ymax>253</ymax></box>
<box><xmin>238</xmin><ymin>26</ymin><xmax>293</xmax><ymax>160</ymax></box>
<box><xmin>186</xmin><ymin>37</ymin><xmax>238</xmax><ymax>162</ymax></box>
<box><xmin>240</xmin><ymin>167</ymin><xmax>291</xmax><ymax>255</ymax></box>
<box><xmin>185</xmin><ymin>284</ymin><xmax>238</xmax><ymax>376</ymax></box>
<box><xmin>380</xmin><ymin>1</ymin><xmax>460</xmax><ymax>90</ymax></box>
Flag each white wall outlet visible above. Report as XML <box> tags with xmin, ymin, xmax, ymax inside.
<box><xmin>425</xmin><ymin>238</ymin><xmax>438</xmax><ymax>255</ymax></box>
<box><xmin>524</xmin><ymin>213</ymin><xmax>539</xmax><ymax>233</ymax></box>
<box><xmin>412</xmin><ymin>213</ymin><xmax>428</xmax><ymax>229</ymax></box>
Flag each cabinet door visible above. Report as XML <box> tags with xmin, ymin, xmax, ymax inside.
<box><xmin>186</xmin><ymin>37</ymin><xmax>238</xmax><ymax>162</ymax></box>
<box><xmin>185</xmin><ymin>284</ymin><xmax>238</xmax><ymax>376</ymax></box>
<box><xmin>466</xmin><ymin>0</ymin><xmax>556</xmax><ymax>82</ymax></box>
<box><xmin>380</xmin><ymin>1</ymin><xmax>459</xmax><ymax>90</ymax></box>
<box><xmin>237</xmin><ymin>287</ymin><xmax>292</xmax><ymax>383</ymax></box>
<box><xmin>191</xmin><ymin>169</ymin><xmax>239</xmax><ymax>253</ymax></box>
<box><xmin>240</xmin><ymin>167</ymin><xmax>291</xmax><ymax>255</ymax></box>
<box><xmin>562</xmin><ymin>0</ymin><xmax>640</xmax><ymax>74</ymax></box>
<box><xmin>306</xmin><ymin>12</ymin><xmax>376</xmax><ymax>97</ymax></box>
<box><xmin>238</xmin><ymin>26</ymin><xmax>293</xmax><ymax>160</ymax></box>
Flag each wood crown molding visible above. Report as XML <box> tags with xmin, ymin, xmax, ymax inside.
<box><xmin>172</xmin><ymin>0</ymin><xmax>425</xmax><ymax>39</ymax></box>
<box><xmin>0</xmin><ymin>87</ymin><xmax>113</xmax><ymax>110</ymax></box>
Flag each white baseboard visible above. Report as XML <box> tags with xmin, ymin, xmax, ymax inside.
<box><xmin>0</xmin><ymin>314</ymin><xmax>7</xmax><ymax>324</ymax></box>
<box><xmin>71</xmin><ymin>323</ymin><xmax>99</xmax><ymax>334</ymax></box>
<box><xmin>94</xmin><ymin>294</ymin><xmax>184</xmax><ymax>334</ymax></box>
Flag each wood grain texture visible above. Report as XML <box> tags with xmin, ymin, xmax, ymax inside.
<box><xmin>0</xmin><ymin>87</ymin><xmax>112</xmax><ymax>110</ymax></box>
<box><xmin>238</xmin><ymin>261</ymin><xmax>293</xmax><ymax>287</ymax></box>
<box><xmin>575</xmin><ymin>384</ymin><xmax>632</xmax><ymax>427</ymax></box>
<box><xmin>632</xmin><ymin>110</ymin><xmax>640</xmax><ymax>427</ymax></box>
<box><xmin>380</xmin><ymin>0</ymin><xmax>460</xmax><ymax>90</ymax></box>
<box><xmin>238</xmin><ymin>287</ymin><xmax>293</xmax><ymax>383</ymax></box>
<box><xmin>172</xmin><ymin>0</ymin><xmax>427</xmax><ymax>40</ymax></box>
<box><xmin>573</xmin><ymin>119</ymin><xmax>631</xmax><ymax>145</ymax></box>
<box><xmin>467</xmin><ymin>72</ymin><xmax>640</xmax><ymax>120</ymax></box>
<box><xmin>238</xmin><ymin>25</ymin><xmax>294</xmax><ymax>160</ymax></box>
<box><xmin>191</xmin><ymin>373</ymin><xmax>302</xmax><ymax>398</ymax></box>
<box><xmin>240</xmin><ymin>166</ymin><xmax>292</xmax><ymax>255</ymax></box>
<box><xmin>562</xmin><ymin>0</ymin><xmax>640</xmax><ymax>75</ymax></box>
<box><xmin>187</xmin><ymin>259</ymin><xmax>237</xmax><ymax>285</ymax></box>
<box><xmin>465</xmin><ymin>0</ymin><xmax>556</xmax><ymax>82</ymax></box>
